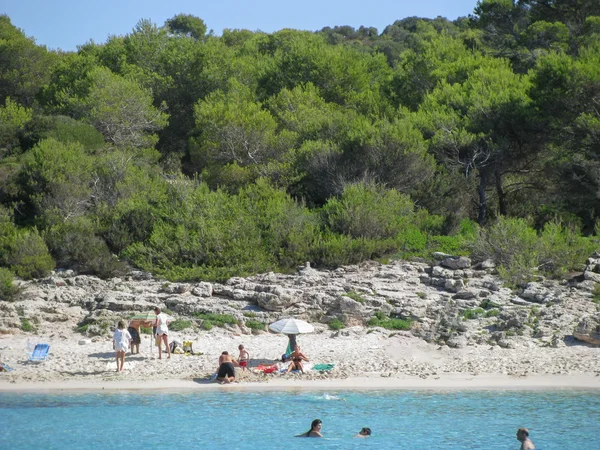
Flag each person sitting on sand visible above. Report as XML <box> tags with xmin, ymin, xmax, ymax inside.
<box><xmin>238</xmin><ymin>344</ymin><xmax>249</xmax><ymax>371</ymax></box>
<box><xmin>516</xmin><ymin>428</ymin><xmax>535</xmax><ymax>450</ymax></box>
<box><xmin>154</xmin><ymin>307</ymin><xmax>170</xmax><ymax>360</ymax></box>
<box><xmin>295</xmin><ymin>419</ymin><xmax>323</xmax><ymax>437</ymax></box>
<box><xmin>354</xmin><ymin>427</ymin><xmax>371</xmax><ymax>438</ymax></box>
<box><xmin>216</xmin><ymin>351</ymin><xmax>239</xmax><ymax>384</ymax></box>
<box><xmin>127</xmin><ymin>322</ymin><xmax>141</xmax><ymax>354</ymax></box>
<box><xmin>113</xmin><ymin>320</ymin><xmax>132</xmax><ymax>372</ymax></box>
<box><xmin>287</xmin><ymin>345</ymin><xmax>309</xmax><ymax>374</ymax></box>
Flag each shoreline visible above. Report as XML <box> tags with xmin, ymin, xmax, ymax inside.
<box><xmin>1</xmin><ymin>373</ymin><xmax>599</xmax><ymax>393</ymax></box>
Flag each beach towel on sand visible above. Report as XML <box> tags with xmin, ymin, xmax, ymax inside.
<box><xmin>312</xmin><ymin>363</ymin><xmax>335</xmax><ymax>372</ymax></box>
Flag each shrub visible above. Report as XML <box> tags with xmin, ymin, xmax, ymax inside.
<box><xmin>20</xmin><ymin>317</ymin><xmax>34</xmax><ymax>332</ymax></box>
<box><xmin>321</xmin><ymin>181</ymin><xmax>414</xmax><ymax>239</ymax></box>
<box><xmin>169</xmin><ymin>320</ymin><xmax>192</xmax><ymax>331</ymax></box>
<box><xmin>140</xmin><ymin>326</ymin><xmax>152</xmax><ymax>334</ymax></box>
<box><xmin>328</xmin><ymin>318</ymin><xmax>344</xmax><ymax>330</ymax></box>
<box><xmin>193</xmin><ymin>313</ymin><xmax>237</xmax><ymax>327</ymax></box>
<box><xmin>484</xmin><ymin>309</ymin><xmax>500</xmax><ymax>318</ymax></box>
<box><xmin>470</xmin><ymin>217</ymin><xmax>539</xmax><ymax>286</ymax></box>
<box><xmin>8</xmin><ymin>230</ymin><xmax>55</xmax><ymax>279</ymax></box>
<box><xmin>537</xmin><ymin>220</ymin><xmax>594</xmax><ymax>277</ymax></box>
<box><xmin>462</xmin><ymin>308</ymin><xmax>485</xmax><ymax>319</ymax></box>
<box><xmin>202</xmin><ymin>320</ymin><xmax>213</xmax><ymax>330</ymax></box>
<box><xmin>368</xmin><ymin>312</ymin><xmax>412</xmax><ymax>330</ymax></box>
<box><xmin>245</xmin><ymin>320</ymin><xmax>265</xmax><ymax>331</ymax></box>
<box><xmin>0</xmin><ymin>267</ymin><xmax>18</xmax><ymax>301</ymax></box>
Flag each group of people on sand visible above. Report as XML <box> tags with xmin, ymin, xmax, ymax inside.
<box><xmin>214</xmin><ymin>343</ymin><xmax>310</xmax><ymax>382</ymax></box>
<box><xmin>297</xmin><ymin>420</ymin><xmax>535</xmax><ymax>447</ymax></box>
<box><xmin>112</xmin><ymin>307</ymin><xmax>171</xmax><ymax>372</ymax></box>
<box><xmin>296</xmin><ymin>419</ymin><xmax>371</xmax><ymax>438</ymax></box>
<box><xmin>215</xmin><ymin>345</ymin><xmax>250</xmax><ymax>383</ymax></box>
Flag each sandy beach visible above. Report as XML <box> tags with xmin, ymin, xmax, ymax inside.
<box><xmin>1</xmin><ymin>321</ymin><xmax>599</xmax><ymax>392</ymax></box>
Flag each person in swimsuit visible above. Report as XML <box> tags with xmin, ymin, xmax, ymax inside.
<box><xmin>287</xmin><ymin>345</ymin><xmax>309</xmax><ymax>374</ymax></box>
<box><xmin>354</xmin><ymin>427</ymin><xmax>371</xmax><ymax>438</ymax></box>
<box><xmin>238</xmin><ymin>344</ymin><xmax>249</xmax><ymax>371</ymax></box>
<box><xmin>113</xmin><ymin>320</ymin><xmax>132</xmax><ymax>372</ymax></box>
<box><xmin>216</xmin><ymin>351</ymin><xmax>239</xmax><ymax>383</ymax></box>
<box><xmin>154</xmin><ymin>307</ymin><xmax>170</xmax><ymax>360</ymax></box>
<box><xmin>517</xmin><ymin>428</ymin><xmax>535</xmax><ymax>450</ymax></box>
<box><xmin>295</xmin><ymin>419</ymin><xmax>323</xmax><ymax>437</ymax></box>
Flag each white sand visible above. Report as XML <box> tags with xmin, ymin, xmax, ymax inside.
<box><xmin>1</xmin><ymin>323</ymin><xmax>599</xmax><ymax>392</ymax></box>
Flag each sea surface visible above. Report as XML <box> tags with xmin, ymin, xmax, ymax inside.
<box><xmin>1</xmin><ymin>389</ymin><xmax>599</xmax><ymax>449</ymax></box>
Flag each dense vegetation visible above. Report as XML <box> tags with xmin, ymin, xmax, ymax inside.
<box><xmin>1</xmin><ymin>1</ymin><xmax>600</xmax><ymax>287</ymax></box>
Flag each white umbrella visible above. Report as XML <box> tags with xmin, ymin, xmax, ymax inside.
<box><xmin>269</xmin><ymin>318</ymin><xmax>314</xmax><ymax>356</ymax></box>
<box><xmin>269</xmin><ymin>318</ymin><xmax>314</xmax><ymax>334</ymax></box>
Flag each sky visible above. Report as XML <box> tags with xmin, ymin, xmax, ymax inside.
<box><xmin>2</xmin><ymin>0</ymin><xmax>479</xmax><ymax>51</ymax></box>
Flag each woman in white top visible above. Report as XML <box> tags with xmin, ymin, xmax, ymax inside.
<box><xmin>154</xmin><ymin>307</ymin><xmax>171</xmax><ymax>359</ymax></box>
<box><xmin>113</xmin><ymin>320</ymin><xmax>132</xmax><ymax>372</ymax></box>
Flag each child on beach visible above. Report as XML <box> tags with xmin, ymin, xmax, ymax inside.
<box><xmin>113</xmin><ymin>320</ymin><xmax>132</xmax><ymax>372</ymax></box>
<box><xmin>238</xmin><ymin>344</ymin><xmax>249</xmax><ymax>371</ymax></box>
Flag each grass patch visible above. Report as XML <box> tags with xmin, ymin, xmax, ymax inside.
<box><xmin>20</xmin><ymin>318</ymin><xmax>34</xmax><ymax>332</ymax></box>
<box><xmin>192</xmin><ymin>313</ymin><xmax>237</xmax><ymax>327</ymax></box>
<box><xmin>328</xmin><ymin>318</ymin><xmax>344</xmax><ymax>330</ymax></box>
<box><xmin>343</xmin><ymin>290</ymin><xmax>366</xmax><ymax>303</ymax></box>
<box><xmin>245</xmin><ymin>320</ymin><xmax>265</xmax><ymax>331</ymax></box>
<box><xmin>367</xmin><ymin>312</ymin><xmax>412</xmax><ymax>330</ymax></box>
<box><xmin>243</xmin><ymin>312</ymin><xmax>257</xmax><ymax>318</ymax></box>
<box><xmin>169</xmin><ymin>320</ymin><xmax>192</xmax><ymax>331</ymax></box>
<box><xmin>462</xmin><ymin>308</ymin><xmax>485</xmax><ymax>319</ymax></box>
<box><xmin>416</xmin><ymin>292</ymin><xmax>427</xmax><ymax>299</ymax></box>
<box><xmin>484</xmin><ymin>309</ymin><xmax>500</xmax><ymax>318</ymax></box>
<box><xmin>479</xmin><ymin>298</ymin><xmax>500</xmax><ymax>309</ymax></box>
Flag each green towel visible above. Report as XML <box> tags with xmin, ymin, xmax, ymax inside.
<box><xmin>312</xmin><ymin>363</ymin><xmax>335</xmax><ymax>372</ymax></box>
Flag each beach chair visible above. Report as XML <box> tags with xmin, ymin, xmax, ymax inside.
<box><xmin>28</xmin><ymin>344</ymin><xmax>50</xmax><ymax>362</ymax></box>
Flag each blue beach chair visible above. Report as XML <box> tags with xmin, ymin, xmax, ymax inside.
<box><xmin>28</xmin><ymin>344</ymin><xmax>50</xmax><ymax>361</ymax></box>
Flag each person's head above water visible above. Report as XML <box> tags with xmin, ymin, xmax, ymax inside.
<box><xmin>516</xmin><ymin>428</ymin><xmax>529</xmax><ymax>441</ymax></box>
<box><xmin>359</xmin><ymin>427</ymin><xmax>371</xmax><ymax>436</ymax></box>
<box><xmin>311</xmin><ymin>419</ymin><xmax>322</xmax><ymax>430</ymax></box>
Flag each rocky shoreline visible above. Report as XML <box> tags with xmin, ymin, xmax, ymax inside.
<box><xmin>1</xmin><ymin>255</ymin><xmax>599</xmax><ymax>385</ymax></box>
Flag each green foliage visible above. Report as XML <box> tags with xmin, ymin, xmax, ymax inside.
<box><xmin>0</xmin><ymin>267</ymin><xmax>18</xmax><ymax>300</ymax></box>
<box><xmin>7</xmin><ymin>229</ymin><xmax>54</xmax><ymax>279</ymax></box>
<box><xmin>192</xmin><ymin>312</ymin><xmax>237</xmax><ymax>327</ymax></box>
<box><xmin>245</xmin><ymin>320</ymin><xmax>265</xmax><ymax>331</ymax></box>
<box><xmin>344</xmin><ymin>290</ymin><xmax>366</xmax><ymax>303</ymax></box>
<box><xmin>169</xmin><ymin>319</ymin><xmax>192</xmax><ymax>331</ymax></box>
<box><xmin>462</xmin><ymin>307</ymin><xmax>485</xmax><ymax>320</ymax></box>
<box><xmin>368</xmin><ymin>312</ymin><xmax>412</xmax><ymax>330</ymax></box>
<box><xmin>322</xmin><ymin>181</ymin><xmax>414</xmax><ymax>239</ymax></box>
<box><xmin>20</xmin><ymin>317</ymin><xmax>34</xmax><ymax>332</ymax></box>
<box><xmin>328</xmin><ymin>318</ymin><xmax>344</xmax><ymax>330</ymax></box>
<box><xmin>202</xmin><ymin>320</ymin><xmax>213</xmax><ymax>330</ymax></box>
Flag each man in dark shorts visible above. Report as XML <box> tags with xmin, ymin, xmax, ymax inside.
<box><xmin>216</xmin><ymin>351</ymin><xmax>239</xmax><ymax>384</ymax></box>
<box><xmin>127</xmin><ymin>322</ymin><xmax>141</xmax><ymax>354</ymax></box>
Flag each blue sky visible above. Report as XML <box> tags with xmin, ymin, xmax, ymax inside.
<box><xmin>2</xmin><ymin>0</ymin><xmax>479</xmax><ymax>51</ymax></box>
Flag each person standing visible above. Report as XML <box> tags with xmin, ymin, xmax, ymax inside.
<box><xmin>113</xmin><ymin>320</ymin><xmax>132</xmax><ymax>372</ymax></box>
<box><xmin>154</xmin><ymin>307</ymin><xmax>171</xmax><ymax>360</ymax></box>
<box><xmin>516</xmin><ymin>428</ymin><xmax>535</xmax><ymax>450</ymax></box>
<box><xmin>238</xmin><ymin>344</ymin><xmax>249</xmax><ymax>371</ymax></box>
<box><xmin>127</xmin><ymin>321</ymin><xmax>141</xmax><ymax>354</ymax></box>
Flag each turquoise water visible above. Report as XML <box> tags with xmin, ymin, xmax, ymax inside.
<box><xmin>1</xmin><ymin>390</ymin><xmax>599</xmax><ymax>449</ymax></box>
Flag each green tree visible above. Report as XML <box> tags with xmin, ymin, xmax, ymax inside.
<box><xmin>0</xmin><ymin>15</ymin><xmax>57</xmax><ymax>106</ymax></box>
<box><xmin>165</xmin><ymin>14</ymin><xmax>207</xmax><ymax>40</ymax></box>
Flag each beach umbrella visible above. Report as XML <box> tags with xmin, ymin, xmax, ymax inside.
<box><xmin>129</xmin><ymin>312</ymin><xmax>174</xmax><ymax>352</ymax></box>
<box><xmin>269</xmin><ymin>318</ymin><xmax>314</xmax><ymax>334</ymax></box>
<box><xmin>269</xmin><ymin>318</ymin><xmax>314</xmax><ymax>355</ymax></box>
